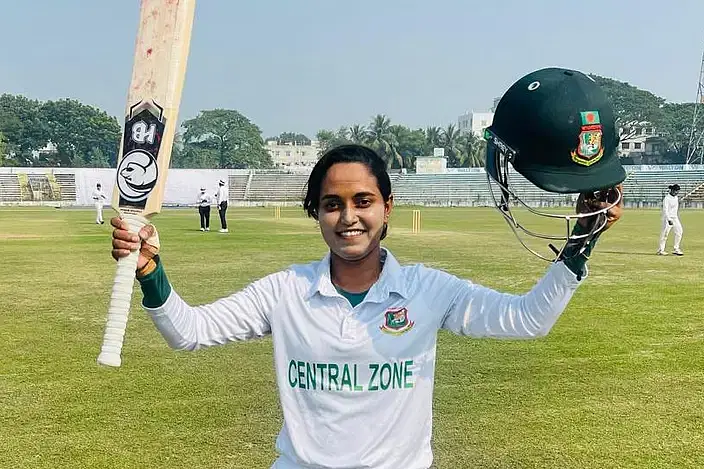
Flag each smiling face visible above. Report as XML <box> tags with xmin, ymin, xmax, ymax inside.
<box><xmin>317</xmin><ymin>162</ymin><xmax>393</xmax><ymax>262</ymax></box>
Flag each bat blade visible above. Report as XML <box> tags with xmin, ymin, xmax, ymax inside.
<box><xmin>98</xmin><ymin>0</ymin><xmax>196</xmax><ymax>368</ymax></box>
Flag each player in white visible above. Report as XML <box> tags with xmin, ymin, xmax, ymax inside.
<box><xmin>215</xmin><ymin>179</ymin><xmax>228</xmax><ymax>233</ymax></box>
<box><xmin>657</xmin><ymin>183</ymin><xmax>683</xmax><ymax>256</ymax></box>
<box><xmin>110</xmin><ymin>141</ymin><xmax>623</xmax><ymax>469</ymax></box>
<box><xmin>91</xmin><ymin>183</ymin><xmax>107</xmax><ymax>224</ymax></box>
<box><xmin>197</xmin><ymin>187</ymin><xmax>211</xmax><ymax>231</ymax></box>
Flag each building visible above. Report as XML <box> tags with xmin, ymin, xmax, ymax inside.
<box><xmin>415</xmin><ymin>148</ymin><xmax>447</xmax><ymax>174</ymax></box>
<box><xmin>266</xmin><ymin>140</ymin><xmax>320</xmax><ymax>168</ymax></box>
<box><xmin>458</xmin><ymin>111</ymin><xmax>494</xmax><ymax>137</ymax></box>
<box><xmin>31</xmin><ymin>142</ymin><xmax>58</xmax><ymax>160</ymax></box>
<box><xmin>617</xmin><ymin>122</ymin><xmax>664</xmax><ymax>163</ymax></box>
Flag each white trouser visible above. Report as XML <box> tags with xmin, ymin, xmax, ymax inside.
<box><xmin>95</xmin><ymin>202</ymin><xmax>104</xmax><ymax>223</ymax></box>
<box><xmin>659</xmin><ymin>217</ymin><xmax>682</xmax><ymax>252</ymax></box>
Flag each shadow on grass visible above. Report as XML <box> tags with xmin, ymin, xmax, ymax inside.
<box><xmin>598</xmin><ymin>249</ymin><xmax>681</xmax><ymax>257</ymax></box>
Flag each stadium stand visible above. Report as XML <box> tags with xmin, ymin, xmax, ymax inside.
<box><xmin>2</xmin><ymin>166</ymin><xmax>704</xmax><ymax>207</ymax></box>
<box><xmin>26</xmin><ymin>174</ymin><xmax>56</xmax><ymax>201</ymax></box>
<box><xmin>228</xmin><ymin>173</ymin><xmax>250</xmax><ymax>201</ymax></box>
<box><xmin>393</xmin><ymin>172</ymin><xmax>490</xmax><ymax>206</ymax></box>
<box><xmin>246</xmin><ymin>172</ymin><xmax>310</xmax><ymax>202</ymax></box>
<box><xmin>229</xmin><ymin>167</ymin><xmax>704</xmax><ymax>208</ymax></box>
<box><xmin>684</xmin><ymin>182</ymin><xmax>704</xmax><ymax>202</ymax></box>
<box><xmin>621</xmin><ymin>169</ymin><xmax>704</xmax><ymax>204</ymax></box>
<box><xmin>54</xmin><ymin>173</ymin><xmax>77</xmax><ymax>201</ymax></box>
<box><xmin>0</xmin><ymin>173</ymin><xmax>21</xmax><ymax>202</ymax></box>
<box><xmin>233</xmin><ymin>171</ymin><xmax>574</xmax><ymax>207</ymax></box>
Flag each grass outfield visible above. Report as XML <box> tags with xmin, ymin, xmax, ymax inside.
<box><xmin>1</xmin><ymin>205</ymin><xmax>702</xmax><ymax>469</ymax></box>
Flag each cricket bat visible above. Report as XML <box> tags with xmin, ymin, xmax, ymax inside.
<box><xmin>97</xmin><ymin>0</ymin><xmax>196</xmax><ymax>367</ymax></box>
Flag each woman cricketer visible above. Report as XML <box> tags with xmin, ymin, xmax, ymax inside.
<box><xmin>657</xmin><ymin>183</ymin><xmax>684</xmax><ymax>256</ymax></box>
<box><xmin>110</xmin><ymin>144</ymin><xmax>623</xmax><ymax>468</ymax></box>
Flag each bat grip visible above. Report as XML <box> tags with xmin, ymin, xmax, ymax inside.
<box><xmin>97</xmin><ymin>213</ymin><xmax>148</xmax><ymax>367</ymax></box>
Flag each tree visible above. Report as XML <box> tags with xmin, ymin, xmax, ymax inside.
<box><xmin>459</xmin><ymin>132</ymin><xmax>485</xmax><ymax>167</ymax></box>
<box><xmin>441</xmin><ymin>124</ymin><xmax>462</xmax><ymax>167</ymax></box>
<box><xmin>0</xmin><ymin>131</ymin><xmax>6</xmax><ymax>164</ymax></box>
<box><xmin>335</xmin><ymin>126</ymin><xmax>349</xmax><ymax>143</ymax></box>
<box><xmin>40</xmin><ymin>99</ymin><xmax>120</xmax><ymax>167</ymax></box>
<box><xmin>0</xmin><ymin>94</ymin><xmax>50</xmax><ymax>165</ymax></box>
<box><xmin>172</xmin><ymin>144</ymin><xmax>219</xmax><ymax>168</ymax></box>
<box><xmin>590</xmin><ymin>75</ymin><xmax>665</xmax><ymax>140</ymax></box>
<box><xmin>425</xmin><ymin>126</ymin><xmax>442</xmax><ymax>155</ymax></box>
<box><xmin>86</xmin><ymin>147</ymin><xmax>110</xmax><ymax>168</ymax></box>
<box><xmin>389</xmin><ymin>125</ymin><xmax>425</xmax><ymax>169</ymax></box>
<box><xmin>266</xmin><ymin>132</ymin><xmax>311</xmax><ymax>145</ymax></box>
<box><xmin>316</xmin><ymin>128</ymin><xmax>350</xmax><ymax>154</ymax></box>
<box><xmin>316</xmin><ymin>129</ymin><xmax>335</xmax><ymax>154</ymax></box>
<box><xmin>367</xmin><ymin>114</ymin><xmax>402</xmax><ymax>169</ymax></box>
<box><xmin>659</xmin><ymin>103</ymin><xmax>700</xmax><ymax>163</ymax></box>
<box><xmin>348</xmin><ymin>124</ymin><xmax>367</xmax><ymax>144</ymax></box>
<box><xmin>182</xmin><ymin>109</ymin><xmax>272</xmax><ymax>169</ymax></box>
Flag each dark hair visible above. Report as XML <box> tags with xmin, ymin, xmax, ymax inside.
<box><xmin>669</xmin><ymin>184</ymin><xmax>680</xmax><ymax>191</ymax></box>
<box><xmin>303</xmin><ymin>144</ymin><xmax>392</xmax><ymax>237</ymax></box>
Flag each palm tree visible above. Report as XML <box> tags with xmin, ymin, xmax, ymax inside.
<box><xmin>459</xmin><ymin>132</ymin><xmax>486</xmax><ymax>167</ymax></box>
<box><xmin>348</xmin><ymin>124</ymin><xmax>367</xmax><ymax>144</ymax></box>
<box><xmin>335</xmin><ymin>126</ymin><xmax>350</xmax><ymax>142</ymax></box>
<box><xmin>387</xmin><ymin>125</ymin><xmax>410</xmax><ymax>169</ymax></box>
<box><xmin>367</xmin><ymin>114</ymin><xmax>402</xmax><ymax>169</ymax></box>
<box><xmin>425</xmin><ymin>126</ymin><xmax>442</xmax><ymax>154</ymax></box>
<box><xmin>442</xmin><ymin>124</ymin><xmax>462</xmax><ymax>167</ymax></box>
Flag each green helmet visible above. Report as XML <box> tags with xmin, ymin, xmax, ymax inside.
<box><xmin>484</xmin><ymin>67</ymin><xmax>626</xmax><ymax>261</ymax></box>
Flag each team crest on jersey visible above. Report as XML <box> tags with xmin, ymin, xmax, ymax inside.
<box><xmin>380</xmin><ymin>307</ymin><xmax>414</xmax><ymax>335</ymax></box>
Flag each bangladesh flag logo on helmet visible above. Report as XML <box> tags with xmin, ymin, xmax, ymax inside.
<box><xmin>571</xmin><ymin>111</ymin><xmax>604</xmax><ymax>166</ymax></box>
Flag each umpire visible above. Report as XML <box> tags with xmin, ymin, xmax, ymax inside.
<box><xmin>215</xmin><ymin>179</ymin><xmax>228</xmax><ymax>233</ymax></box>
<box><xmin>197</xmin><ymin>187</ymin><xmax>211</xmax><ymax>232</ymax></box>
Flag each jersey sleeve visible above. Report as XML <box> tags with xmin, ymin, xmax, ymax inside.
<box><xmin>139</xmin><ymin>261</ymin><xmax>286</xmax><ymax>351</ymax></box>
<box><xmin>437</xmin><ymin>261</ymin><xmax>582</xmax><ymax>339</ymax></box>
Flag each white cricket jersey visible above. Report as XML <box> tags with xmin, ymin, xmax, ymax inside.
<box><xmin>662</xmin><ymin>194</ymin><xmax>679</xmax><ymax>221</ymax></box>
<box><xmin>197</xmin><ymin>192</ymin><xmax>212</xmax><ymax>207</ymax></box>
<box><xmin>142</xmin><ymin>249</ymin><xmax>584</xmax><ymax>469</ymax></box>
<box><xmin>216</xmin><ymin>186</ymin><xmax>228</xmax><ymax>205</ymax></box>
<box><xmin>92</xmin><ymin>189</ymin><xmax>106</xmax><ymax>205</ymax></box>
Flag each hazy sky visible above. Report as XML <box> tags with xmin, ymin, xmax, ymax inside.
<box><xmin>2</xmin><ymin>0</ymin><xmax>703</xmax><ymax>137</ymax></box>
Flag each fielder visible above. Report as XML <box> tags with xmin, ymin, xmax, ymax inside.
<box><xmin>110</xmin><ymin>68</ymin><xmax>625</xmax><ymax>469</ymax></box>
<box><xmin>91</xmin><ymin>183</ymin><xmax>107</xmax><ymax>224</ymax></box>
<box><xmin>215</xmin><ymin>179</ymin><xmax>228</xmax><ymax>233</ymax></box>
<box><xmin>658</xmin><ymin>184</ymin><xmax>683</xmax><ymax>256</ymax></box>
<box><xmin>197</xmin><ymin>187</ymin><xmax>211</xmax><ymax>231</ymax></box>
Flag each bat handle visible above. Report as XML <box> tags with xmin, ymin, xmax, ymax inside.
<box><xmin>97</xmin><ymin>213</ymin><xmax>148</xmax><ymax>368</ymax></box>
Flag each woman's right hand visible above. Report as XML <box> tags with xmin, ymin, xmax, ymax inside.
<box><xmin>110</xmin><ymin>217</ymin><xmax>160</xmax><ymax>271</ymax></box>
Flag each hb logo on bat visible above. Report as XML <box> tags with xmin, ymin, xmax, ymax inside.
<box><xmin>116</xmin><ymin>101</ymin><xmax>165</xmax><ymax>207</ymax></box>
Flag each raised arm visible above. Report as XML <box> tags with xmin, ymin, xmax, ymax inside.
<box><xmin>137</xmin><ymin>261</ymin><xmax>283</xmax><ymax>350</ymax></box>
<box><xmin>438</xmin><ymin>184</ymin><xmax>624</xmax><ymax>339</ymax></box>
<box><xmin>438</xmin><ymin>260</ymin><xmax>582</xmax><ymax>339</ymax></box>
<box><xmin>110</xmin><ymin>217</ymin><xmax>283</xmax><ymax>351</ymax></box>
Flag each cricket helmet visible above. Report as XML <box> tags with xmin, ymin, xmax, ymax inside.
<box><xmin>484</xmin><ymin>67</ymin><xmax>626</xmax><ymax>261</ymax></box>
